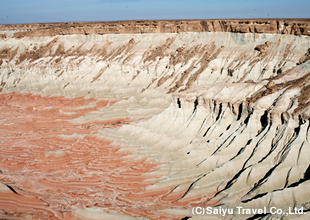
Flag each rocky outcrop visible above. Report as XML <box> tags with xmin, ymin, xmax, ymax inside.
<box><xmin>0</xmin><ymin>19</ymin><xmax>309</xmax><ymax>38</ymax></box>
<box><xmin>254</xmin><ymin>41</ymin><xmax>271</xmax><ymax>57</ymax></box>
<box><xmin>297</xmin><ymin>48</ymin><xmax>310</xmax><ymax>65</ymax></box>
<box><xmin>0</xmin><ymin>19</ymin><xmax>310</xmax><ymax>219</ymax></box>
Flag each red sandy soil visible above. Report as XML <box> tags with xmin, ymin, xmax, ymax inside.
<box><xmin>0</xmin><ymin>93</ymin><xmax>162</xmax><ymax>219</ymax></box>
<box><xmin>0</xmin><ymin>93</ymin><xmax>219</xmax><ymax>219</ymax></box>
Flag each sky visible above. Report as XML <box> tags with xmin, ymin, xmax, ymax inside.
<box><xmin>0</xmin><ymin>0</ymin><xmax>309</xmax><ymax>25</ymax></box>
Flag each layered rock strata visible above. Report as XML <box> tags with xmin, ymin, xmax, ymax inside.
<box><xmin>0</xmin><ymin>19</ymin><xmax>310</xmax><ymax>219</ymax></box>
<box><xmin>0</xmin><ymin>19</ymin><xmax>310</xmax><ymax>38</ymax></box>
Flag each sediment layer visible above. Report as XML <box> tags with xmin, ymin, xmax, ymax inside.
<box><xmin>0</xmin><ymin>19</ymin><xmax>310</xmax><ymax>38</ymax></box>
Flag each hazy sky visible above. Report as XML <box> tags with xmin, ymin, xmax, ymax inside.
<box><xmin>0</xmin><ymin>0</ymin><xmax>309</xmax><ymax>24</ymax></box>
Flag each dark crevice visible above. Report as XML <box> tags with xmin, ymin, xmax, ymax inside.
<box><xmin>192</xmin><ymin>97</ymin><xmax>198</xmax><ymax>114</ymax></box>
<box><xmin>215</xmin><ymin>103</ymin><xmax>222</xmax><ymax>121</ymax></box>
<box><xmin>259</xmin><ymin>118</ymin><xmax>286</xmax><ymax>164</ymax></box>
<box><xmin>213</xmin><ymin>100</ymin><xmax>217</xmax><ymax>113</ymax></box>
<box><xmin>281</xmin><ymin>123</ymin><xmax>302</xmax><ymax>159</ymax></box>
<box><xmin>6</xmin><ymin>185</ymin><xmax>18</xmax><ymax>194</ymax></box>
<box><xmin>197</xmin><ymin>117</ymin><xmax>207</xmax><ymax>135</ymax></box>
<box><xmin>246</xmin><ymin>139</ymin><xmax>252</xmax><ymax>145</ymax></box>
<box><xmin>256</xmin><ymin>110</ymin><xmax>268</xmax><ymax>137</ymax></box>
<box><xmin>273</xmin><ymin>124</ymin><xmax>300</xmax><ymax>165</ymax></box>
<box><xmin>211</xmin><ymin>133</ymin><xmax>235</xmax><ymax>155</ymax></box>
<box><xmin>243</xmin><ymin>109</ymin><xmax>253</xmax><ymax>126</ymax></box>
<box><xmin>196</xmin><ymin>158</ymin><xmax>207</xmax><ymax>167</ymax></box>
<box><xmin>246</xmin><ymin>213</ymin><xmax>270</xmax><ymax>220</ymax></box>
<box><xmin>296</xmin><ymin>141</ymin><xmax>305</xmax><ymax>164</ymax></box>
<box><xmin>257</xmin><ymin>164</ymin><xmax>279</xmax><ymax>185</ymax></box>
<box><xmin>229</xmin><ymin>146</ymin><xmax>245</xmax><ymax>161</ymax></box>
<box><xmin>244</xmin><ymin>119</ymin><xmax>271</xmax><ymax>167</ymax></box>
<box><xmin>237</xmin><ymin>103</ymin><xmax>242</xmax><ymax>121</ymax></box>
<box><xmin>251</xmin><ymin>117</ymin><xmax>272</xmax><ymax>164</ymax></box>
<box><xmin>242</xmin><ymin>192</ymin><xmax>268</xmax><ymax>203</ymax></box>
<box><xmin>294</xmin><ymin>125</ymin><xmax>301</xmax><ymax>136</ymax></box>
<box><xmin>213</xmin><ymin>167</ymin><xmax>248</xmax><ymax>198</ymax></box>
<box><xmin>203</xmin><ymin>126</ymin><xmax>211</xmax><ymax>137</ymax></box>
<box><xmin>288</xmin><ymin>165</ymin><xmax>310</xmax><ymax>188</ymax></box>
<box><xmin>284</xmin><ymin>167</ymin><xmax>293</xmax><ymax>188</ymax></box>
<box><xmin>224</xmin><ymin>168</ymin><xmax>247</xmax><ymax>190</ymax></box>
<box><xmin>177</xmin><ymin>98</ymin><xmax>181</xmax><ymax>108</ymax></box>
<box><xmin>307</xmin><ymin>119</ymin><xmax>310</xmax><ymax>135</ymax></box>
<box><xmin>178</xmin><ymin>174</ymin><xmax>206</xmax><ymax>200</ymax></box>
<box><xmin>287</xmin><ymin>98</ymin><xmax>295</xmax><ymax>110</ymax></box>
<box><xmin>237</xmin><ymin>109</ymin><xmax>254</xmax><ymax>137</ymax></box>
<box><xmin>260</xmin><ymin>110</ymin><xmax>268</xmax><ymax>128</ymax></box>
<box><xmin>281</xmin><ymin>112</ymin><xmax>286</xmax><ymax>124</ymax></box>
<box><xmin>245</xmin><ymin>164</ymin><xmax>280</xmax><ymax>197</ymax></box>
<box><xmin>226</xmin><ymin>124</ymin><xmax>231</xmax><ymax>130</ymax></box>
<box><xmin>226</xmin><ymin>136</ymin><xmax>236</xmax><ymax>148</ymax></box>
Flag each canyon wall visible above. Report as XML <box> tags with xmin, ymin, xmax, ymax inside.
<box><xmin>1</xmin><ymin>19</ymin><xmax>310</xmax><ymax>37</ymax></box>
<box><xmin>0</xmin><ymin>19</ymin><xmax>310</xmax><ymax>219</ymax></box>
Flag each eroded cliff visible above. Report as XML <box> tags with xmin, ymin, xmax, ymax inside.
<box><xmin>0</xmin><ymin>19</ymin><xmax>310</xmax><ymax>220</ymax></box>
<box><xmin>1</xmin><ymin>19</ymin><xmax>310</xmax><ymax>38</ymax></box>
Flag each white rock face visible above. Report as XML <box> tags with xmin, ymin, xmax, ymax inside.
<box><xmin>1</xmin><ymin>27</ymin><xmax>310</xmax><ymax>219</ymax></box>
